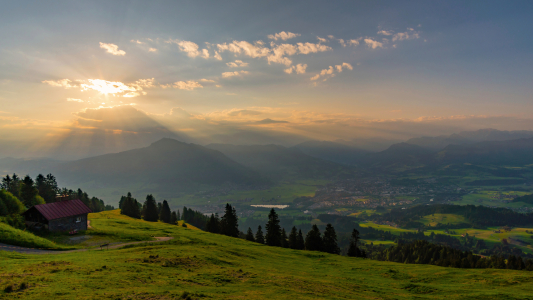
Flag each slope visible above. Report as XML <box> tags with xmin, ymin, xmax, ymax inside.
<box><xmin>291</xmin><ymin>140</ymin><xmax>369</xmax><ymax>165</ymax></box>
<box><xmin>1</xmin><ymin>210</ymin><xmax>533</xmax><ymax>299</ymax></box>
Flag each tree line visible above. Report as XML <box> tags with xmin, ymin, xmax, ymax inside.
<box><xmin>205</xmin><ymin>206</ymin><xmax>366</xmax><ymax>257</ymax></box>
<box><xmin>119</xmin><ymin>192</ymin><xmax>208</xmax><ymax>229</ymax></box>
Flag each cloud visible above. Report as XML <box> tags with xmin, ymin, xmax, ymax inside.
<box><xmin>364</xmin><ymin>38</ymin><xmax>384</xmax><ymax>49</ymax></box>
<box><xmin>67</xmin><ymin>98</ymin><xmax>83</xmax><ymax>102</ymax></box>
<box><xmin>200</xmin><ymin>79</ymin><xmax>216</xmax><ymax>83</ymax></box>
<box><xmin>284</xmin><ymin>64</ymin><xmax>307</xmax><ymax>74</ymax></box>
<box><xmin>148</xmin><ymin>48</ymin><xmax>157</xmax><ymax>52</ymax></box>
<box><xmin>311</xmin><ymin>62</ymin><xmax>352</xmax><ymax>81</ymax></box>
<box><xmin>214</xmin><ymin>51</ymin><xmax>222</xmax><ymax>60</ymax></box>
<box><xmin>317</xmin><ymin>36</ymin><xmax>327</xmax><ymax>43</ymax></box>
<box><xmin>335</xmin><ymin>62</ymin><xmax>353</xmax><ymax>72</ymax></box>
<box><xmin>392</xmin><ymin>28</ymin><xmax>420</xmax><ymax>42</ymax></box>
<box><xmin>215</xmin><ymin>85</ymin><xmax>222</xmax><ymax>88</ymax></box>
<box><xmin>268</xmin><ymin>43</ymin><xmax>298</xmax><ymax>66</ymax></box>
<box><xmin>42</xmin><ymin>79</ymin><xmax>78</xmax><ymax>88</ymax></box>
<box><xmin>296</xmin><ymin>42</ymin><xmax>332</xmax><ymax>54</ymax></box>
<box><xmin>217</xmin><ymin>41</ymin><xmax>270</xmax><ymax>58</ymax></box>
<box><xmin>228</xmin><ymin>109</ymin><xmax>263</xmax><ymax>117</ymax></box>
<box><xmin>378</xmin><ymin>30</ymin><xmax>393</xmax><ymax>36</ymax></box>
<box><xmin>131</xmin><ymin>40</ymin><xmax>144</xmax><ymax>44</ymax></box>
<box><xmin>173</xmin><ymin>81</ymin><xmax>203</xmax><ymax>91</ymax></box>
<box><xmin>267</xmin><ymin>31</ymin><xmax>300</xmax><ymax>41</ymax></box>
<box><xmin>338</xmin><ymin>39</ymin><xmax>346</xmax><ymax>47</ymax></box>
<box><xmin>348</xmin><ymin>39</ymin><xmax>361</xmax><ymax>46</ymax></box>
<box><xmin>222</xmin><ymin>71</ymin><xmax>249</xmax><ymax>78</ymax></box>
<box><xmin>201</xmin><ymin>49</ymin><xmax>209</xmax><ymax>59</ymax></box>
<box><xmin>254</xmin><ymin>118</ymin><xmax>289</xmax><ymax>124</ymax></box>
<box><xmin>175</xmin><ymin>40</ymin><xmax>200</xmax><ymax>57</ymax></box>
<box><xmin>226</xmin><ymin>60</ymin><xmax>249</xmax><ymax>67</ymax></box>
<box><xmin>99</xmin><ymin>42</ymin><xmax>126</xmax><ymax>56</ymax></box>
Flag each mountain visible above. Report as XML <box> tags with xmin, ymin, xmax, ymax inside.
<box><xmin>206</xmin><ymin>143</ymin><xmax>355</xmax><ymax>180</ymax></box>
<box><xmin>406</xmin><ymin>129</ymin><xmax>533</xmax><ymax>150</ymax></box>
<box><xmin>0</xmin><ymin>157</ymin><xmax>65</xmax><ymax>177</ymax></box>
<box><xmin>53</xmin><ymin>138</ymin><xmax>264</xmax><ymax>198</ymax></box>
<box><xmin>362</xmin><ymin>143</ymin><xmax>435</xmax><ymax>168</ymax></box>
<box><xmin>291</xmin><ymin>141</ymin><xmax>369</xmax><ymax>165</ymax></box>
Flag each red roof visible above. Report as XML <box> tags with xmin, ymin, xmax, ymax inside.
<box><xmin>30</xmin><ymin>199</ymin><xmax>92</xmax><ymax>220</ymax></box>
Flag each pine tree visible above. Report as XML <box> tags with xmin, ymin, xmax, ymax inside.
<box><xmin>206</xmin><ymin>213</ymin><xmax>220</xmax><ymax>233</ymax></box>
<box><xmin>347</xmin><ymin>229</ymin><xmax>362</xmax><ymax>257</ymax></box>
<box><xmin>255</xmin><ymin>225</ymin><xmax>265</xmax><ymax>244</ymax></box>
<box><xmin>297</xmin><ymin>229</ymin><xmax>305</xmax><ymax>250</ymax></box>
<box><xmin>160</xmin><ymin>200</ymin><xmax>172</xmax><ymax>223</ymax></box>
<box><xmin>177</xmin><ymin>209</ymin><xmax>181</xmax><ymax>221</ymax></box>
<box><xmin>246</xmin><ymin>227</ymin><xmax>255</xmax><ymax>242</ymax></box>
<box><xmin>170</xmin><ymin>211</ymin><xmax>178</xmax><ymax>224</ymax></box>
<box><xmin>143</xmin><ymin>194</ymin><xmax>159</xmax><ymax>222</ymax></box>
<box><xmin>220</xmin><ymin>203</ymin><xmax>239</xmax><ymax>237</ymax></box>
<box><xmin>281</xmin><ymin>228</ymin><xmax>289</xmax><ymax>248</ymax></box>
<box><xmin>265</xmin><ymin>208</ymin><xmax>282</xmax><ymax>247</ymax></box>
<box><xmin>305</xmin><ymin>225</ymin><xmax>323</xmax><ymax>251</ymax></box>
<box><xmin>322</xmin><ymin>224</ymin><xmax>340</xmax><ymax>254</ymax></box>
<box><xmin>288</xmin><ymin>226</ymin><xmax>298</xmax><ymax>249</ymax></box>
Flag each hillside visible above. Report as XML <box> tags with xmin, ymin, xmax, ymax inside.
<box><xmin>291</xmin><ymin>140</ymin><xmax>369</xmax><ymax>165</ymax></box>
<box><xmin>53</xmin><ymin>139</ymin><xmax>265</xmax><ymax>198</ymax></box>
<box><xmin>2</xmin><ymin>210</ymin><xmax>533</xmax><ymax>299</ymax></box>
<box><xmin>206</xmin><ymin>143</ymin><xmax>355</xmax><ymax>180</ymax></box>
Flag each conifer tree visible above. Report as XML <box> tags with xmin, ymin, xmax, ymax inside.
<box><xmin>322</xmin><ymin>224</ymin><xmax>340</xmax><ymax>254</ymax></box>
<box><xmin>255</xmin><ymin>225</ymin><xmax>265</xmax><ymax>244</ymax></box>
<box><xmin>347</xmin><ymin>229</ymin><xmax>362</xmax><ymax>257</ymax></box>
<box><xmin>288</xmin><ymin>226</ymin><xmax>298</xmax><ymax>249</ymax></box>
<box><xmin>265</xmin><ymin>208</ymin><xmax>282</xmax><ymax>247</ymax></box>
<box><xmin>220</xmin><ymin>203</ymin><xmax>239</xmax><ymax>237</ymax></box>
<box><xmin>160</xmin><ymin>200</ymin><xmax>172</xmax><ymax>223</ymax></box>
<box><xmin>206</xmin><ymin>213</ymin><xmax>220</xmax><ymax>233</ymax></box>
<box><xmin>281</xmin><ymin>228</ymin><xmax>289</xmax><ymax>248</ymax></box>
<box><xmin>177</xmin><ymin>209</ymin><xmax>181</xmax><ymax>221</ymax></box>
<box><xmin>170</xmin><ymin>211</ymin><xmax>178</xmax><ymax>224</ymax></box>
<box><xmin>246</xmin><ymin>227</ymin><xmax>255</xmax><ymax>242</ymax></box>
<box><xmin>297</xmin><ymin>229</ymin><xmax>305</xmax><ymax>250</ymax></box>
<box><xmin>305</xmin><ymin>225</ymin><xmax>323</xmax><ymax>251</ymax></box>
<box><xmin>143</xmin><ymin>194</ymin><xmax>159</xmax><ymax>222</ymax></box>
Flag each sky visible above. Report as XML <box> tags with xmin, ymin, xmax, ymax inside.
<box><xmin>1</xmin><ymin>0</ymin><xmax>533</xmax><ymax>158</ymax></box>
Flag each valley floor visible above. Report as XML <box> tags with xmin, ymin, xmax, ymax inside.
<box><xmin>1</xmin><ymin>212</ymin><xmax>533</xmax><ymax>299</ymax></box>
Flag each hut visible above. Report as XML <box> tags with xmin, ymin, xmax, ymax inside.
<box><xmin>22</xmin><ymin>199</ymin><xmax>92</xmax><ymax>232</ymax></box>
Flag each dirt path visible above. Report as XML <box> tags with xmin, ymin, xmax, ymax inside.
<box><xmin>0</xmin><ymin>237</ymin><xmax>174</xmax><ymax>255</ymax></box>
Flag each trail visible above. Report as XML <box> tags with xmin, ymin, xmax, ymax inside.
<box><xmin>0</xmin><ymin>237</ymin><xmax>174</xmax><ymax>255</ymax></box>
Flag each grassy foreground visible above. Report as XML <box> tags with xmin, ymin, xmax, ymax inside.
<box><xmin>0</xmin><ymin>222</ymin><xmax>67</xmax><ymax>250</ymax></box>
<box><xmin>2</xmin><ymin>212</ymin><xmax>533</xmax><ymax>299</ymax></box>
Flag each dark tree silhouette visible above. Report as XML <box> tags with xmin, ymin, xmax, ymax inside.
<box><xmin>246</xmin><ymin>227</ymin><xmax>255</xmax><ymax>242</ymax></box>
<box><xmin>323</xmin><ymin>223</ymin><xmax>340</xmax><ymax>254</ymax></box>
<box><xmin>143</xmin><ymin>194</ymin><xmax>159</xmax><ymax>222</ymax></box>
<box><xmin>220</xmin><ymin>203</ymin><xmax>239</xmax><ymax>237</ymax></box>
<box><xmin>265</xmin><ymin>208</ymin><xmax>282</xmax><ymax>247</ymax></box>
<box><xmin>305</xmin><ymin>225</ymin><xmax>323</xmax><ymax>251</ymax></box>
<box><xmin>281</xmin><ymin>228</ymin><xmax>289</xmax><ymax>248</ymax></box>
<box><xmin>160</xmin><ymin>200</ymin><xmax>172</xmax><ymax>223</ymax></box>
<box><xmin>347</xmin><ymin>229</ymin><xmax>364</xmax><ymax>257</ymax></box>
<box><xmin>255</xmin><ymin>225</ymin><xmax>265</xmax><ymax>244</ymax></box>
<box><xmin>206</xmin><ymin>213</ymin><xmax>220</xmax><ymax>233</ymax></box>
<box><xmin>297</xmin><ymin>229</ymin><xmax>305</xmax><ymax>250</ymax></box>
<box><xmin>288</xmin><ymin>226</ymin><xmax>299</xmax><ymax>249</ymax></box>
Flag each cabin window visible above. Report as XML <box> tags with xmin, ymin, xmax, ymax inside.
<box><xmin>76</xmin><ymin>217</ymin><xmax>81</xmax><ymax>223</ymax></box>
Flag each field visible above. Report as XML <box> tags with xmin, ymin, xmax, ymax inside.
<box><xmin>419</xmin><ymin>214</ymin><xmax>467</xmax><ymax>227</ymax></box>
<box><xmin>457</xmin><ymin>190</ymin><xmax>533</xmax><ymax>208</ymax></box>
<box><xmin>2</xmin><ymin>212</ymin><xmax>533</xmax><ymax>299</ymax></box>
<box><xmin>0</xmin><ymin>223</ymin><xmax>67</xmax><ymax>250</ymax></box>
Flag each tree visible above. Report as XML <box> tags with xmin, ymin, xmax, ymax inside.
<box><xmin>288</xmin><ymin>226</ymin><xmax>298</xmax><ymax>249</ymax></box>
<box><xmin>255</xmin><ymin>225</ymin><xmax>265</xmax><ymax>244</ymax></box>
<box><xmin>143</xmin><ymin>194</ymin><xmax>159</xmax><ymax>222</ymax></box>
<box><xmin>170</xmin><ymin>211</ymin><xmax>178</xmax><ymax>224</ymax></box>
<box><xmin>322</xmin><ymin>224</ymin><xmax>340</xmax><ymax>254</ymax></box>
<box><xmin>297</xmin><ymin>229</ymin><xmax>305</xmax><ymax>250</ymax></box>
<box><xmin>206</xmin><ymin>213</ymin><xmax>220</xmax><ymax>233</ymax></box>
<box><xmin>305</xmin><ymin>225</ymin><xmax>323</xmax><ymax>251</ymax></box>
<box><xmin>347</xmin><ymin>229</ymin><xmax>363</xmax><ymax>257</ymax></box>
<box><xmin>281</xmin><ymin>228</ymin><xmax>289</xmax><ymax>248</ymax></box>
<box><xmin>177</xmin><ymin>209</ymin><xmax>181</xmax><ymax>221</ymax></box>
<box><xmin>220</xmin><ymin>203</ymin><xmax>239</xmax><ymax>237</ymax></box>
<box><xmin>265</xmin><ymin>208</ymin><xmax>282</xmax><ymax>247</ymax></box>
<box><xmin>246</xmin><ymin>227</ymin><xmax>255</xmax><ymax>242</ymax></box>
<box><xmin>0</xmin><ymin>189</ymin><xmax>25</xmax><ymax>216</ymax></box>
<box><xmin>160</xmin><ymin>200</ymin><xmax>172</xmax><ymax>223</ymax></box>
<box><xmin>2</xmin><ymin>174</ymin><xmax>21</xmax><ymax>200</ymax></box>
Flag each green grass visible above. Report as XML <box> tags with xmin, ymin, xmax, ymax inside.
<box><xmin>0</xmin><ymin>222</ymin><xmax>67</xmax><ymax>250</ymax></box>
<box><xmin>2</xmin><ymin>212</ymin><xmax>533</xmax><ymax>299</ymax></box>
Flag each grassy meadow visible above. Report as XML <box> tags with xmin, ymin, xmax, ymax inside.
<box><xmin>2</xmin><ymin>211</ymin><xmax>533</xmax><ymax>299</ymax></box>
